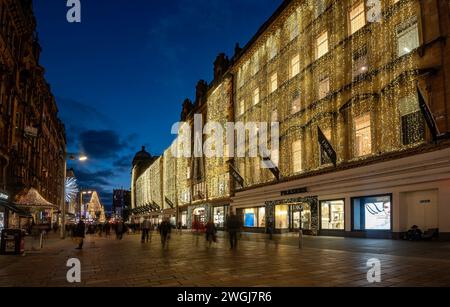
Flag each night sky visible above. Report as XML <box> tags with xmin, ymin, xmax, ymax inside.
<box><xmin>33</xmin><ymin>0</ymin><xmax>283</xmax><ymax>208</ymax></box>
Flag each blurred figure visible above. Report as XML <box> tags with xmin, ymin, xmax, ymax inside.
<box><xmin>205</xmin><ymin>220</ymin><xmax>217</xmax><ymax>248</ymax></box>
<box><xmin>75</xmin><ymin>220</ymin><xmax>86</xmax><ymax>250</ymax></box>
<box><xmin>159</xmin><ymin>219</ymin><xmax>172</xmax><ymax>248</ymax></box>
<box><xmin>177</xmin><ymin>221</ymin><xmax>183</xmax><ymax>235</ymax></box>
<box><xmin>141</xmin><ymin>217</ymin><xmax>152</xmax><ymax>243</ymax></box>
<box><xmin>116</xmin><ymin>220</ymin><xmax>124</xmax><ymax>240</ymax></box>
<box><xmin>226</xmin><ymin>212</ymin><xmax>242</xmax><ymax>250</ymax></box>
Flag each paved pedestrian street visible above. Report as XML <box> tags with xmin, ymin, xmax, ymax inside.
<box><xmin>1</xmin><ymin>232</ymin><xmax>450</xmax><ymax>287</ymax></box>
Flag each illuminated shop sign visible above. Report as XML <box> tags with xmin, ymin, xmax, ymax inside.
<box><xmin>281</xmin><ymin>188</ymin><xmax>307</xmax><ymax>196</ymax></box>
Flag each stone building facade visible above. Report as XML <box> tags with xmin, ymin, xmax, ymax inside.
<box><xmin>0</xmin><ymin>0</ymin><xmax>66</xmax><ymax>212</ymax></box>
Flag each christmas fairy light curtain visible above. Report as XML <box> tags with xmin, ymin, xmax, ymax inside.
<box><xmin>232</xmin><ymin>0</ymin><xmax>425</xmax><ymax>188</ymax></box>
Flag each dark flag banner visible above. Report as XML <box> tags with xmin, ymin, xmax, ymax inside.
<box><xmin>318</xmin><ymin>127</ymin><xmax>337</xmax><ymax>167</ymax></box>
<box><xmin>417</xmin><ymin>86</ymin><xmax>440</xmax><ymax>141</ymax></box>
<box><xmin>164</xmin><ymin>197</ymin><xmax>174</xmax><ymax>209</ymax></box>
<box><xmin>262</xmin><ymin>157</ymin><xmax>280</xmax><ymax>181</ymax></box>
<box><xmin>228</xmin><ymin>161</ymin><xmax>244</xmax><ymax>188</ymax></box>
<box><xmin>152</xmin><ymin>201</ymin><xmax>161</xmax><ymax>210</ymax></box>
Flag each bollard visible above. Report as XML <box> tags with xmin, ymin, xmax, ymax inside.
<box><xmin>299</xmin><ymin>229</ymin><xmax>303</xmax><ymax>249</ymax></box>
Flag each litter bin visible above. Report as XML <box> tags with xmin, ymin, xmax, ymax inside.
<box><xmin>0</xmin><ymin>229</ymin><xmax>25</xmax><ymax>255</ymax></box>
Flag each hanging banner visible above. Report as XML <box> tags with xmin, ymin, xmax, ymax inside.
<box><xmin>228</xmin><ymin>161</ymin><xmax>244</xmax><ymax>188</ymax></box>
<box><xmin>262</xmin><ymin>157</ymin><xmax>280</xmax><ymax>181</ymax></box>
<box><xmin>164</xmin><ymin>197</ymin><xmax>174</xmax><ymax>209</ymax></box>
<box><xmin>318</xmin><ymin>127</ymin><xmax>337</xmax><ymax>167</ymax></box>
<box><xmin>417</xmin><ymin>86</ymin><xmax>439</xmax><ymax>141</ymax></box>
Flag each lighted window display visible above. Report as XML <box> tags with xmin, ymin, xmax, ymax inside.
<box><xmin>300</xmin><ymin>204</ymin><xmax>311</xmax><ymax>230</ymax></box>
<box><xmin>321</xmin><ymin>200</ymin><xmax>345</xmax><ymax>230</ymax></box>
<box><xmin>214</xmin><ymin>207</ymin><xmax>225</xmax><ymax>228</ymax></box>
<box><xmin>275</xmin><ymin>205</ymin><xmax>289</xmax><ymax>229</ymax></box>
<box><xmin>354</xmin><ymin>113</ymin><xmax>372</xmax><ymax>157</ymax></box>
<box><xmin>353</xmin><ymin>195</ymin><xmax>392</xmax><ymax>231</ymax></box>
<box><xmin>258</xmin><ymin>207</ymin><xmax>266</xmax><ymax>228</ymax></box>
<box><xmin>244</xmin><ymin>208</ymin><xmax>257</xmax><ymax>227</ymax></box>
<box><xmin>397</xmin><ymin>17</ymin><xmax>419</xmax><ymax>57</ymax></box>
<box><xmin>193</xmin><ymin>207</ymin><xmax>206</xmax><ymax>226</ymax></box>
<box><xmin>316</xmin><ymin>31</ymin><xmax>328</xmax><ymax>59</ymax></box>
<box><xmin>181</xmin><ymin>211</ymin><xmax>187</xmax><ymax>227</ymax></box>
<box><xmin>350</xmin><ymin>2</ymin><xmax>366</xmax><ymax>35</ymax></box>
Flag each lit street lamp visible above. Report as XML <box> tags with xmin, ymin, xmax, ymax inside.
<box><xmin>61</xmin><ymin>153</ymin><xmax>88</xmax><ymax>239</ymax></box>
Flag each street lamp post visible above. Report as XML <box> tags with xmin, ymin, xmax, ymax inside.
<box><xmin>61</xmin><ymin>153</ymin><xmax>88</xmax><ymax>239</ymax></box>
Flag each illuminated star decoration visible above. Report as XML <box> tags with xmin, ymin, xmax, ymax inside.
<box><xmin>65</xmin><ymin>177</ymin><xmax>79</xmax><ymax>203</ymax></box>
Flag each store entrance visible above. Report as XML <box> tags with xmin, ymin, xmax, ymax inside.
<box><xmin>192</xmin><ymin>207</ymin><xmax>206</xmax><ymax>229</ymax></box>
<box><xmin>290</xmin><ymin>203</ymin><xmax>311</xmax><ymax>232</ymax></box>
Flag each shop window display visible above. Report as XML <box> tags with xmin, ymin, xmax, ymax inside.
<box><xmin>353</xmin><ymin>195</ymin><xmax>392</xmax><ymax>231</ymax></box>
<box><xmin>244</xmin><ymin>208</ymin><xmax>257</xmax><ymax>227</ymax></box>
<box><xmin>214</xmin><ymin>207</ymin><xmax>225</xmax><ymax>228</ymax></box>
<box><xmin>0</xmin><ymin>211</ymin><xmax>4</xmax><ymax>233</ymax></box>
<box><xmin>321</xmin><ymin>200</ymin><xmax>345</xmax><ymax>230</ymax></box>
<box><xmin>275</xmin><ymin>205</ymin><xmax>289</xmax><ymax>229</ymax></box>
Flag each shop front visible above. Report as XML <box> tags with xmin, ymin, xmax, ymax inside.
<box><xmin>319</xmin><ymin>199</ymin><xmax>345</xmax><ymax>236</ymax></box>
<box><xmin>237</xmin><ymin>206</ymin><xmax>266</xmax><ymax>232</ymax></box>
<box><xmin>212</xmin><ymin>204</ymin><xmax>229</xmax><ymax>230</ymax></box>
<box><xmin>187</xmin><ymin>204</ymin><xmax>210</xmax><ymax>230</ymax></box>
<box><xmin>266</xmin><ymin>197</ymin><xmax>318</xmax><ymax>235</ymax></box>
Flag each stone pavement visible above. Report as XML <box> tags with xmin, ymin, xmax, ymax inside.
<box><xmin>1</xmin><ymin>231</ymin><xmax>450</xmax><ymax>287</ymax></box>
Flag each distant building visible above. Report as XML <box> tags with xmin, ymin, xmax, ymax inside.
<box><xmin>113</xmin><ymin>189</ymin><xmax>131</xmax><ymax>219</ymax></box>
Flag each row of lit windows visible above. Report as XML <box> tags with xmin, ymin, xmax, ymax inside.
<box><xmin>237</xmin><ymin>15</ymin><xmax>420</xmax><ymax>117</ymax></box>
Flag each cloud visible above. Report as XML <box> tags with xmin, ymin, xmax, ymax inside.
<box><xmin>75</xmin><ymin>169</ymin><xmax>115</xmax><ymax>187</ymax></box>
<box><xmin>113</xmin><ymin>155</ymin><xmax>133</xmax><ymax>170</ymax></box>
<box><xmin>78</xmin><ymin>130</ymin><xmax>127</xmax><ymax>160</ymax></box>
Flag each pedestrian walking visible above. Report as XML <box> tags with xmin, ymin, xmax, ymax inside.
<box><xmin>116</xmin><ymin>220</ymin><xmax>124</xmax><ymax>240</ymax></box>
<box><xmin>75</xmin><ymin>219</ymin><xmax>86</xmax><ymax>250</ymax></box>
<box><xmin>141</xmin><ymin>217</ymin><xmax>152</xmax><ymax>243</ymax></box>
<box><xmin>226</xmin><ymin>212</ymin><xmax>242</xmax><ymax>250</ymax></box>
<box><xmin>177</xmin><ymin>221</ymin><xmax>183</xmax><ymax>235</ymax></box>
<box><xmin>205</xmin><ymin>220</ymin><xmax>217</xmax><ymax>248</ymax></box>
<box><xmin>267</xmin><ymin>220</ymin><xmax>274</xmax><ymax>240</ymax></box>
<box><xmin>159</xmin><ymin>219</ymin><xmax>172</xmax><ymax>248</ymax></box>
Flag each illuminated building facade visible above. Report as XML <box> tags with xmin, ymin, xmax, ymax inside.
<box><xmin>132</xmin><ymin>0</ymin><xmax>450</xmax><ymax>239</ymax></box>
<box><xmin>0</xmin><ymin>0</ymin><xmax>66</xmax><ymax>227</ymax></box>
<box><xmin>230</xmin><ymin>0</ymin><xmax>450</xmax><ymax>238</ymax></box>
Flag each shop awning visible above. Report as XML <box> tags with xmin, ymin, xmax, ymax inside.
<box><xmin>0</xmin><ymin>200</ymin><xmax>32</xmax><ymax>218</ymax></box>
<box><xmin>15</xmin><ymin>188</ymin><xmax>59</xmax><ymax>211</ymax></box>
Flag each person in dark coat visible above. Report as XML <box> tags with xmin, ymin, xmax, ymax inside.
<box><xmin>205</xmin><ymin>220</ymin><xmax>217</xmax><ymax>247</ymax></box>
<box><xmin>159</xmin><ymin>219</ymin><xmax>172</xmax><ymax>248</ymax></box>
<box><xmin>75</xmin><ymin>220</ymin><xmax>86</xmax><ymax>250</ymax></box>
<box><xmin>226</xmin><ymin>213</ymin><xmax>242</xmax><ymax>250</ymax></box>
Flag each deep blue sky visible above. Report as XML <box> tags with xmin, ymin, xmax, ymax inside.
<box><xmin>33</xmin><ymin>0</ymin><xmax>283</xmax><ymax>207</ymax></box>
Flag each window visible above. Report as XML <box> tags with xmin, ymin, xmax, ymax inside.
<box><xmin>291</xmin><ymin>54</ymin><xmax>300</xmax><ymax>78</ymax></box>
<box><xmin>186</xmin><ymin>166</ymin><xmax>191</xmax><ymax>179</ymax></box>
<box><xmin>253</xmin><ymin>88</ymin><xmax>260</xmax><ymax>105</ymax></box>
<box><xmin>352</xmin><ymin>47</ymin><xmax>368</xmax><ymax>80</ymax></box>
<box><xmin>397</xmin><ymin>17</ymin><xmax>419</xmax><ymax>57</ymax></box>
<box><xmin>292</xmin><ymin>140</ymin><xmax>302</xmax><ymax>173</ymax></box>
<box><xmin>288</xmin><ymin>12</ymin><xmax>299</xmax><ymax>41</ymax></box>
<box><xmin>316</xmin><ymin>31</ymin><xmax>329</xmax><ymax>59</ymax></box>
<box><xmin>291</xmin><ymin>91</ymin><xmax>301</xmax><ymax>114</ymax></box>
<box><xmin>350</xmin><ymin>2</ymin><xmax>366</xmax><ymax>35</ymax></box>
<box><xmin>354</xmin><ymin>113</ymin><xmax>372</xmax><ymax>157</ymax></box>
<box><xmin>258</xmin><ymin>207</ymin><xmax>266</xmax><ymax>227</ymax></box>
<box><xmin>275</xmin><ymin>205</ymin><xmax>289</xmax><ymax>229</ymax></box>
<box><xmin>321</xmin><ymin>200</ymin><xmax>345</xmax><ymax>230</ymax></box>
<box><xmin>318</xmin><ymin>77</ymin><xmax>330</xmax><ymax>100</ymax></box>
<box><xmin>213</xmin><ymin>207</ymin><xmax>225</xmax><ymax>228</ymax></box>
<box><xmin>352</xmin><ymin>195</ymin><xmax>392</xmax><ymax>231</ymax></box>
<box><xmin>239</xmin><ymin>100</ymin><xmax>245</xmax><ymax>115</ymax></box>
<box><xmin>241</xmin><ymin>207</ymin><xmax>265</xmax><ymax>228</ymax></box>
<box><xmin>270</xmin><ymin>73</ymin><xmax>278</xmax><ymax>93</ymax></box>
<box><xmin>399</xmin><ymin>96</ymin><xmax>425</xmax><ymax>145</ymax></box>
<box><xmin>319</xmin><ymin>128</ymin><xmax>332</xmax><ymax>165</ymax></box>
